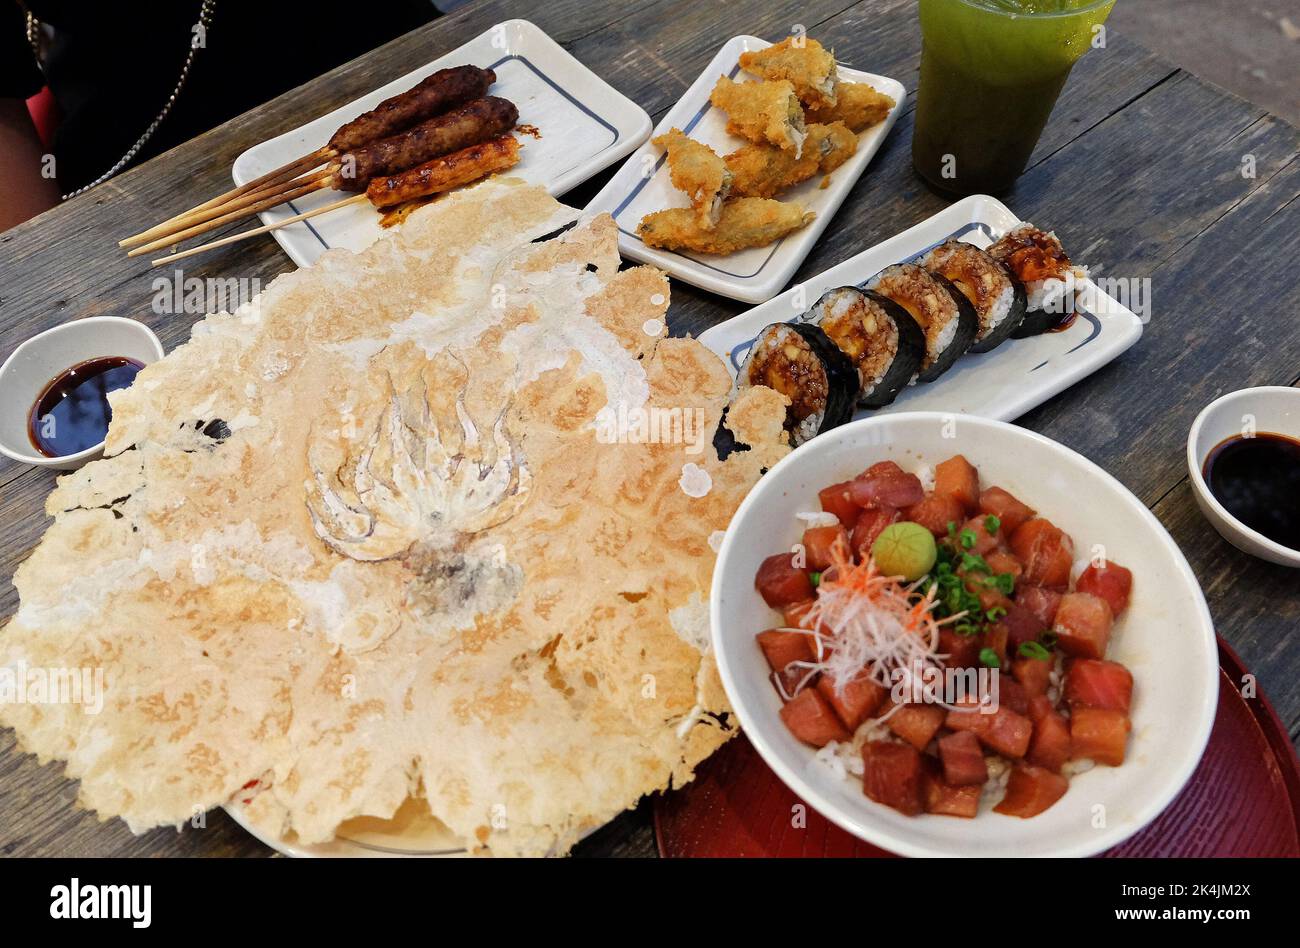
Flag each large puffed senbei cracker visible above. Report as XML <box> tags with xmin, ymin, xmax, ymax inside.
<box><xmin>0</xmin><ymin>178</ymin><xmax>788</xmax><ymax>856</ymax></box>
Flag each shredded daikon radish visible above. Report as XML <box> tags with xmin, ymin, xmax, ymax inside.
<box><xmin>790</xmin><ymin>540</ymin><xmax>967</xmax><ymax>711</ymax></box>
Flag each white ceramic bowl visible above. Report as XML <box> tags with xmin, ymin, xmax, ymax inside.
<box><xmin>1187</xmin><ymin>386</ymin><xmax>1300</xmax><ymax>568</ymax></box>
<box><xmin>711</xmin><ymin>412</ymin><xmax>1218</xmax><ymax>858</ymax></box>
<box><xmin>0</xmin><ymin>317</ymin><xmax>164</xmax><ymax>470</ymax></box>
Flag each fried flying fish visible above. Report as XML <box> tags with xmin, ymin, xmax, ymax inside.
<box><xmin>653</xmin><ymin>128</ymin><xmax>733</xmax><ymax>228</ymax></box>
<box><xmin>804</xmin><ymin>81</ymin><xmax>895</xmax><ymax>133</ymax></box>
<box><xmin>738</xmin><ymin>36</ymin><xmax>839</xmax><ymax>109</ymax></box>
<box><xmin>725</xmin><ymin>121</ymin><xmax>858</xmax><ymax>199</ymax></box>
<box><xmin>637</xmin><ymin>197</ymin><xmax>814</xmax><ymax>255</ymax></box>
<box><xmin>709</xmin><ymin>76</ymin><xmax>806</xmax><ymax>156</ymax></box>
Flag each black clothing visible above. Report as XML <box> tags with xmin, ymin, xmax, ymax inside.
<box><xmin>1</xmin><ymin>1</ymin><xmax>436</xmax><ymax>191</ymax></box>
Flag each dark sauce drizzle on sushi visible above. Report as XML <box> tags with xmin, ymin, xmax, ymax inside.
<box><xmin>1202</xmin><ymin>432</ymin><xmax>1300</xmax><ymax>551</ymax></box>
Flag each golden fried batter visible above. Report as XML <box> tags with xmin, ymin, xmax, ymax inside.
<box><xmin>652</xmin><ymin>128</ymin><xmax>733</xmax><ymax>228</ymax></box>
<box><xmin>725</xmin><ymin>122</ymin><xmax>858</xmax><ymax>199</ymax></box>
<box><xmin>738</xmin><ymin>36</ymin><xmax>839</xmax><ymax>109</ymax></box>
<box><xmin>804</xmin><ymin>80</ymin><xmax>895</xmax><ymax>132</ymax></box>
<box><xmin>709</xmin><ymin>76</ymin><xmax>806</xmax><ymax>155</ymax></box>
<box><xmin>638</xmin><ymin>197</ymin><xmax>814</xmax><ymax>254</ymax></box>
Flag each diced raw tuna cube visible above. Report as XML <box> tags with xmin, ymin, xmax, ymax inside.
<box><xmin>816</xmin><ymin>673</ymin><xmax>887</xmax><ymax>731</ymax></box>
<box><xmin>995</xmin><ymin>601</ymin><xmax>1048</xmax><ymax>651</ymax></box>
<box><xmin>1064</xmin><ymin>659</ymin><xmax>1134</xmax><ymax>713</ymax></box>
<box><xmin>938</xmin><ymin>730</ymin><xmax>989</xmax><ymax>786</ymax></box>
<box><xmin>1027</xmin><ymin>708</ymin><xmax>1072</xmax><ymax>772</ymax></box>
<box><xmin>984</xmin><ymin>549</ymin><xmax>1023</xmax><ymax>583</ymax></box>
<box><xmin>903</xmin><ymin>492</ymin><xmax>967</xmax><ymax>538</ymax></box>
<box><xmin>782</xmin><ymin>599</ymin><xmax>817</xmax><ymax>631</ymax></box>
<box><xmin>998</xmin><ymin>678</ymin><xmax>1030</xmax><ymax>716</ymax></box>
<box><xmin>957</xmin><ymin>515</ymin><xmax>1003</xmax><ymax>555</ymax></box>
<box><xmin>1070</xmin><ymin>707</ymin><xmax>1131</xmax><ymax>766</ymax></box>
<box><xmin>1026</xmin><ymin>694</ymin><xmax>1056</xmax><ymax>723</ymax></box>
<box><xmin>946</xmin><ymin>701</ymin><xmax>1032</xmax><ymax>758</ymax></box>
<box><xmin>852</xmin><ymin>506</ymin><xmax>900</xmax><ymax>558</ymax></box>
<box><xmin>939</xmin><ymin>628</ymin><xmax>982</xmax><ymax>669</ymax></box>
<box><xmin>978</xmin><ymin>486</ymin><xmax>1036</xmax><ymax>534</ymax></box>
<box><xmin>887</xmin><ymin>703</ymin><xmax>946</xmax><ymax>750</ymax></box>
<box><xmin>757</xmin><ymin>629</ymin><xmax>817</xmax><ymax>695</ymax></box>
<box><xmin>934</xmin><ymin>455</ymin><xmax>981</xmax><ymax>513</ymax></box>
<box><xmin>1012</xmin><ymin>655</ymin><xmax>1053</xmax><ymax>697</ymax></box>
<box><xmin>993</xmin><ymin>765</ymin><xmax>1069</xmax><ymax>817</ymax></box>
<box><xmin>1076</xmin><ymin>561</ymin><xmax>1133</xmax><ymax>615</ymax></box>
<box><xmin>755</xmin><ymin>553</ymin><xmax>815</xmax><ymax>607</ymax></box>
<box><xmin>922</xmin><ymin>764</ymin><xmax>981</xmax><ymax>818</ymax></box>
<box><xmin>1010</xmin><ymin>518</ymin><xmax>1074</xmax><ymax>590</ymax></box>
<box><xmin>1053</xmin><ymin>592</ymin><xmax>1114</xmax><ymax>659</ymax></box>
<box><xmin>862</xmin><ymin>741</ymin><xmax>924</xmax><ymax>815</ymax></box>
<box><xmin>801</xmin><ymin>524</ymin><xmax>848</xmax><ymax>571</ymax></box>
<box><xmin>849</xmin><ymin>463</ymin><xmax>925</xmax><ymax>509</ymax></box>
<box><xmin>779</xmin><ymin>688</ymin><xmax>851</xmax><ymax>747</ymax></box>
<box><xmin>818</xmin><ymin>480</ymin><xmax>862</xmax><ymax>526</ymax></box>
<box><xmin>1017</xmin><ymin>585</ymin><xmax>1063</xmax><ymax>627</ymax></box>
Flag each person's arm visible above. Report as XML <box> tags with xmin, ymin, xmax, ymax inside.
<box><xmin>0</xmin><ymin>97</ymin><xmax>60</xmax><ymax>229</ymax></box>
<box><xmin>0</xmin><ymin>2</ymin><xmax>58</xmax><ymax>230</ymax></box>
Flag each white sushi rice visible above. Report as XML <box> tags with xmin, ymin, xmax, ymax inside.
<box><xmin>980</xmin><ymin>755</ymin><xmax>1012</xmax><ymax>811</ymax></box>
<box><xmin>984</xmin><ymin>282</ymin><xmax>1016</xmax><ymax>336</ymax></box>
<box><xmin>796</xmin><ymin>510</ymin><xmax>841</xmax><ymax>529</ymax></box>
<box><xmin>1027</xmin><ymin>264</ymin><xmax>1090</xmax><ymax>315</ymax></box>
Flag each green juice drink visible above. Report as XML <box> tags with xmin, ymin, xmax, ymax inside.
<box><xmin>912</xmin><ymin>0</ymin><xmax>1115</xmax><ymax>195</ymax></box>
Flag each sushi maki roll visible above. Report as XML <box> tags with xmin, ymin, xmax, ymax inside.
<box><xmin>987</xmin><ymin>224</ymin><xmax>1089</xmax><ymax>338</ymax></box>
<box><xmin>807</xmin><ymin>286</ymin><xmax>925</xmax><ymax>408</ymax></box>
<box><xmin>736</xmin><ymin>322</ymin><xmax>857</xmax><ymax>446</ymax></box>
<box><xmin>866</xmin><ymin>263</ymin><xmax>977</xmax><ymax>383</ymax></box>
<box><xmin>921</xmin><ymin>240</ymin><xmax>1026</xmax><ymax>354</ymax></box>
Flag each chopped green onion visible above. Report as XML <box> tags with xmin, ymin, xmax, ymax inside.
<box><xmin>985</xmin><ymin>606</ymin><xmax>1007</xmax><ymax>622</ymax></box>
<box><xmin>809</xmin><ymin>571</ymin><xmax>822</xmax><ymax>587</ymax></box>
<box><xmin>1018</xmin><ymin>640</ymin><xmax>1051</xmax><ymax>660</ymax></box>
<box><xmin>979</xmin><ymin>647</ymin><xmax>1001</xmax><ymax>669</ymax></box>
<box><xmin>984</xmin><ymin>514</ymin><xmax>1001</xmax><ymax>535</ymax></box>
<box><xmin>959</xmin><ymin>528</ymin><xmax>977</xmax><ymax>550</ymax></box>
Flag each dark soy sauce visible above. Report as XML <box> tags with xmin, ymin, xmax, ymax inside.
<box><xmin>27</xmin><ymin>356</ymin><xmax>144</xmax><ymax>457</ymax></box>
<box><xmin>1203</xmin><ymin>432</ymin><xmax>1300</xmax><ymax>552</ymax></box>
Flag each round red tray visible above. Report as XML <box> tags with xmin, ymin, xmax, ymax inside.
<box><xmin>655</xmin><ymin>639</ymin><xmax>1300</xmax><ymax>857</ymax></box>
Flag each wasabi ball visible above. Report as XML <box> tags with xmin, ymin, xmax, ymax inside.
<box><xmin>871</xmin><ymin>522</ymin><xmax>937</xmax><ymax>581</ymax></box>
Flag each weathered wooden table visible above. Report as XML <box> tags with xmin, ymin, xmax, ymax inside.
<box><xmin>1</xmin><ymin>0</ymin><xmax>1297</xmax><ymax>858</ymax></box>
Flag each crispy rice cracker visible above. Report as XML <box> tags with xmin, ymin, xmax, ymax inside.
<box><xmin>0</xmin><ymin>179</ymin><xmax>787</xmax><ymax>856</ymax></box>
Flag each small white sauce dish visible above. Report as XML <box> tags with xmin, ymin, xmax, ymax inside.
<box><xmin>1187</xmin><ymin>386</ymin><xmax>1300</xmax><ymax>568</ymax></box>
<box><xmin>0</xmin><ymin>317</ymin><xmax>164</xmax><ymax>471</ymax></box>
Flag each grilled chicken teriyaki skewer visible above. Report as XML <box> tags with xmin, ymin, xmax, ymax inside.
<box><xmin>119</xmin><ymin>65</ymin><xmax>496</xmax><ymax>247</ymax></box>
<box><xmin>128</xmin><ymin>98</ymin><xmax>519</xmax><ymax>257</ymax></box>
<box><xmin>151</xmin><ymin>134</ymin><xmax>522</xmax><ymax>265</ymax></box>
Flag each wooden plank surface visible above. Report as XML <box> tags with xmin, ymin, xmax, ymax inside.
<box><xmin>0</xmin><ymin>0</ymin><xmax>1297</xmax><ymax>858</ymax></box>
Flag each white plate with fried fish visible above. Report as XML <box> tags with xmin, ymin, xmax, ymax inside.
<box><xmin>586</xmin><ymin>35</ymin><xmax>905</xmax><ymax>304</ymax></box>
<box><xmin>233</xmin><ymin>19</ymin><xmax>651</xmax><ymax>268</ymax></box>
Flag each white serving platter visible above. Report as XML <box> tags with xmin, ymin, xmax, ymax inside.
<box><xmin>231</xmin><ymin>19</ymin><xmax>651</xmax><ymax>268</ymax></box>
<box><xmin>585</xmin><ymin>35</ymin><xmax>905</xmax><ymax>304</ymax></box>
<box><xmin>697</xmin><ymin>195</ymin><xmax>1145</xmax><ymax>421</ymax></box>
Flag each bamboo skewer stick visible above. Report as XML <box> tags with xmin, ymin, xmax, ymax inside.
<box><xmin>149</xmin><ymin>194</ymin><xmax>369</xmax><ymax>266</ymax></box>
<box><xmin>126</xmin><ymin>171</ymin><xmax>334</xmax><ymax>258</ymax></box>
<box><xmin>123</xmin><ymin>164</ymin><xmax>337</xmax><ymax>250</ymax></box>
<box><xmin>118</xmin><ymin>148</ymin><xmax>330</xmax><ymax>248</ymax></box>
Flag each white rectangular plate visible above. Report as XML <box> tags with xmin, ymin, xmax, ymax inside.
<box><xmin>698</xmin><ymin>195</ymin><xmax>1144</xmax><ymax>421</ymax></box>
<box><xmin>585</xmin><ymin>36</ymin><xmax>905</xmax><ymax>304</ymax></box>
<box><xmin>232</xmin><ymin>19</ymin><xmax>651</xmax><ymax>268</ymax></box>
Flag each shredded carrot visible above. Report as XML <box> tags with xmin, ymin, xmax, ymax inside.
<box><xmin>778</xmin><ymin>538</ymin><xmax>963</xmax><ymax>711</ymax></box>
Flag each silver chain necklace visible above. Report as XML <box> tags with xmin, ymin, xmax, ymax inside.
<box><xmin>26</xmin><ymin>0</ymin><xmax>217</xmax><ymax>200</ymax></box>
